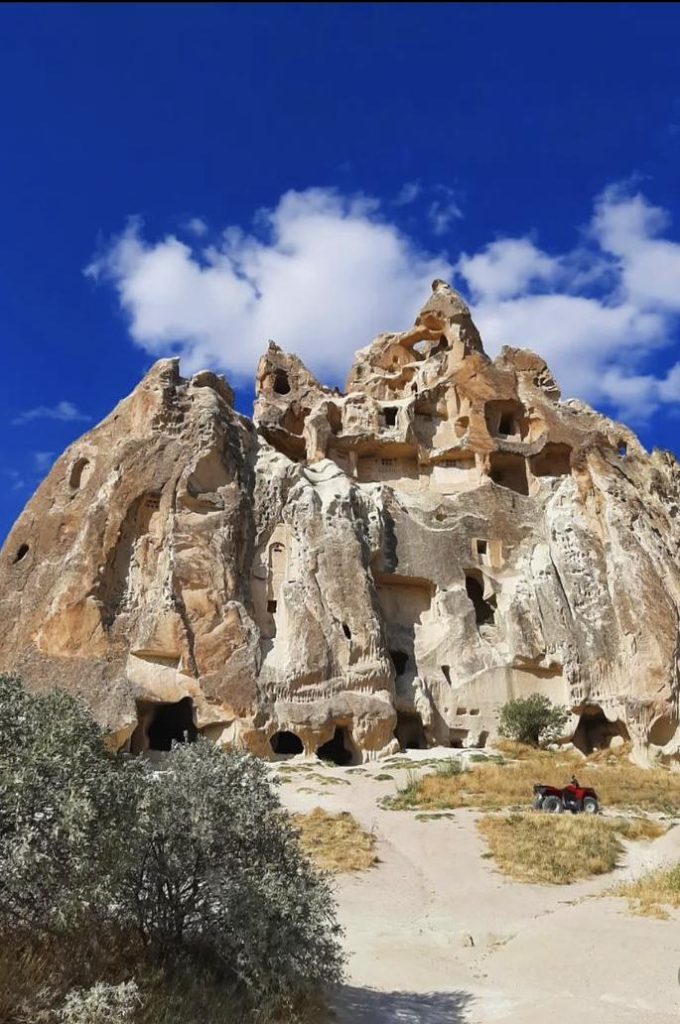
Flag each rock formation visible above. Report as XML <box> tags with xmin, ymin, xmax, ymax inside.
<box><xmin>1</xmin><ymin>281</ymin><xmax>679</xmax><ymax>763</ymax></box>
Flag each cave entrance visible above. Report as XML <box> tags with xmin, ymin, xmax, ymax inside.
<box><xmin>648</xmin><ymin>714</ymin><xmax>678</xmax><ymax>747</ymax></box>
<box><xmin>317</xmin><ymin>726</ymin><xmax>355</xmax><ymax>766</ymax></box>
<box><xmin>390</xmin><ymin>649</ymin><xmax>410</xmax><ymax>676</ymax></box>
<box><xmin>270</xmin><ymin>730</ymin><xmax>304</xmax><ymax>756</ymax></box>
<box><xmin>132</xmin><ymin>697</ymin><xmax>198</xmax><ymax>754</ymax></box>
<box><xmin>465</xmin><ymin>572</ymin><xmax>496</xmax><ymax>627</ymax></box>
<box><xmin>273</xmin><ymin>369</ymin><xmax>291</xmax><ymax>395</ymax></box>
<box><xmin>449</xmin><ymin>728</ymin><xmax>468</xmax><ymax>749</ymax></box>
<box><xmin>395</xmin><ymin>711</ymin><xmax>427</xmax><ymax>750</ymax></box>
<box><xmin>571</xmin><ymin>704</ymin><xmax>629</xmax><ymax>754</ymax></box>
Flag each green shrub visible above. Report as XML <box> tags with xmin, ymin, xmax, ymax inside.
<box><xmin>498</xmin><ymin>693</ymin><xmax>568</xmax><ymax>747</ymax></box>
<box><xmin>55</xmin><ymin>981</ymin><xmax>141</xmax><ymax>1024</ymax></box>
<box><xmin>0</xmin><ymin>675</ymin><xmax>344</xmax><ymax>1023</ymax></box>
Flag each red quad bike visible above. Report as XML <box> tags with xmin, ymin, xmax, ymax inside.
<box><xmin>533</xmin><ymin>782</ymin><xmax>599</xmax><ymax>815</ymax></box>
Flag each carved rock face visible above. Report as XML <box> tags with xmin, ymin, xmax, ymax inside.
<box><xmin>1</xmin><ymin>282</ymin><xmax>679</xmax><ymax>762</ymax></box>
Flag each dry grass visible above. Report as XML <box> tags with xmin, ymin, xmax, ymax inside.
<box><xmin>0</xmin><ymin>929</ymin><xmax>253</xmax><ymax>1024</ymax></box>
<box><xmin>293</xmin><ymin>807</ymin><xmax>378</xmax><ymax>873</ymax></box>
<box><xmin>386</xmin><ymin>743</ymin><xmax>680</xmax><ymax>814</ymax></box>
<box><xmin>612</xmin><ymin>862</ymin><xmax>680</xmax><ymax>919</ymax></box>
<box><xmin>477</xmin><ymin>813</ymin><xmax>664</xmax><ymax>885</ymax></box>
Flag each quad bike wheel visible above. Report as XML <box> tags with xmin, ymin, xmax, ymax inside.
<box><xmin>582</xmin><ymin>796</ymin><xmax>599</xmax><ymax>814</ymax></box>
<box><xmin>533</xmin><ymin>793</ymin><xmax>544</xmax><ymax>810</ymax></box>
<box><xmin>542</xmin><ymin>794</ymin><xmax>563</xmax><ymax>814</ymax></box>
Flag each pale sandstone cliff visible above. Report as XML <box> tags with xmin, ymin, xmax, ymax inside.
<box><xmin>1</xmin><ymin>281</ymin><xmax>678</xmax><ymax>763</ymax></box>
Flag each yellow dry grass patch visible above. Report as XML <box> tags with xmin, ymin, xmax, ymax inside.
<box><xmin>388</xmin><ymin>744</ymin><xmax>680</xmax><ymax>814</ymax></box>
<box><xmin>477</xmin><ymin>813</ymin><xmax>665</xmax><ymax>885</ymax></box>
<box><xmin>293</xmin><ymin>807</ymin><xmax>378</xmax><ymax>873</ymax></box>
<box><xmin>613</xmin><ymin>862</ymin><xmax>680</xmax><ymax>919</ymax></box>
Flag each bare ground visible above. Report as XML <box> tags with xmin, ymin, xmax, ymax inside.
<box><xmin>276</xmin><ymin>747</ymin><xmax>680</xmax><ymax>1024</ymax></box>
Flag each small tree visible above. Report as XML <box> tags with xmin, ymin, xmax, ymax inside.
<box><xmin>114</xmin><ymin>741</ymin><xmax>344</xmax><ymax>1019</ymax></box>
<box><xmin>499</xmin><ymin>693</ymin><xmax>569</xmax><ymax>747</ymax></box>
<box><xmin>0</xmin><ymin>674</ymin><xmax>122</xmax><ymax>931</ymax></box>
<box><xmin>0</xmin><ymin>676</ymin><xmax>344</xmax><ymax>1022</ymax></box>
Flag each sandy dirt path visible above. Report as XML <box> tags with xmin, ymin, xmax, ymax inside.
<box><xmin>276</xmin><ymin>748</ymin><xmax>680</xmax><ymax>1024</ymax></box>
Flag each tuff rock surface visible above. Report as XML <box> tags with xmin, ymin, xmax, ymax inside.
<box><xmin>1</xmin><ymin>280</ymin><xmax>679</xmax><ymax>762</ymax></box>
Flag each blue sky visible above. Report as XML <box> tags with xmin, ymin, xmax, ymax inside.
<box><xmin>2</xmin><ymin>3</ymin><xmax>680</xmax><ymax>540</ymax></box>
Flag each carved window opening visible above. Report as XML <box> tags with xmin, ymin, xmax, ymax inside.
<box><xmin>383</xmin><ymin>406</ymin><xmax>398</xmax><ymax>427</ymax></box>
<box><xmin>317</xmin><ymin>726</ymin><xmax>355</xmax><ymax>766</ymax></box>
<box><xmin>381</xmin><ymin>458</ymin><xmax>395</xmax><ymax>468</ymax></box>
<box><xmin>69</xmin><ymin>457</ymin><xmax>91</xmax><ymax>490</ymax></box>
<box><xmin>475</xmin><ymin>539</ymin><xmax>488</xmax><ymax>557</ymax></box>
<box><xmin>485</xmin><ymin>399</ymin><xmax>528</xmax><ymax>440</ymax></box>
<box><xmin>267</xmin><ymin>599</ymin><xmax>278</xmax><ymax>614</ymax></box>
<box><xmin>270</xmin><ymin>730</ymin><xmax>304</xmax><ymax>756</ymax></box>
<box><xmin>395</xmin><ymin>711</ymin><xmax>427</xmax><ymax>750</ymax></box>
<box><xmin>13</xmin><ymin>543</ymin><xmax>29</xmax><ymax>564</ymax></box>
<box><xmin>530</xmin><ymin>443</ymin><xmax>572</xmax><ymax>478</ymax></box>
<box><xmin>476</xmin><ymin>731</ymin><xmax>489</xmax><ymax>748</ymax></box>
<box><xmin>342</xmin><ymin>622</ymin><xmax>351</xmax><ymax>640</ymax></box>
<box><xmin>617</xmin><ymin>440</ymin><xmax>628</xmax><ymax>457</ymax></box>
<box><xmin>454</xmin><ymin>416</ymin><xmax>469</xmax><ymax>438</ymax></box>
<box><xmin>442</xmin><ymin>665</ymin><xmax>452</xmax><ymax>685</ymax></box>
<box><xmin>390</xmin><ymin>649</ymin><xmax>409</xmax><ymax>675</ymax></box>
<box><xmin>273</xmin><ymin>370</ymin><xmax>290</xmax><ymax>395</ymax></box>
<box><xmin>465</xmin><ymin>572</ymin><xmax>496</xmax><ymax>627</ymax></box>
<box><xmin>488</xmin><ymin>452</ymin><xmax>529</xmax><ymax>495</ymax></box>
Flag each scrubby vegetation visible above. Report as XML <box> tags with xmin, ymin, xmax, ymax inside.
<box><xmin>293</xmin><ymin>808</ymin><xmax>378</xmax><ymax>872</ymax></box>
<box><xmin>499</xmin><ymin>693</ymin><xmax>569</xmax><ymax>747</ymax></box>
<box><xmin>0</xmin><ymin>675</ymin><xmax>344</xmax><ymax>1023</ymax></box>
<box><xmin>613</xmin><ymin>862</ymin><xmax>680</xmax><ymax>918</ymax></box>
<box><xmin>478</xmin><ymin>813</ymin><xmax>665</xmax><ymax>884</ymax></box>
<box><xmin>385</xmin><ymin>741</ymin><xmax>680</xmax><ymax>814</ymax></box>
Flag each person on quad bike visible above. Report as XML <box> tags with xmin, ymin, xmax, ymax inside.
<box><xmin>570</xmin><ymin>775</ymin><xmax>580</xmax><ymax>787</ymax></box>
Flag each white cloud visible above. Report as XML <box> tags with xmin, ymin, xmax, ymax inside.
<box><xmin>394</xmin><ymin>182</ymin><xmax>421</xmax><ymax>206</ymax></box>
<box><xmin>427</xmin><ymin>187</ymin><xmax>463</xmax><ymax>236</ymax></box>
<box><xmin>88</xmin><ymin>182</ymin><xmax>680</xmax><ymax>421</ymax></box>
<box><xmin>87</xmin><ymin>188</ymin><xmax>452</xmax><ymax>383</ymax></box>
<box><xmin>32</xmin><ymin>451</ymin><xmax>55</xmax><ymax>473</ymax></box>
<box><xmin>12</xmin><ymin>401</ymin><xmax>91</xmax><ymax>426</ymax></box>
<box><xmin>458</xmin><ymin>238</ymin><xmax>561</xmax><ymax>301</ymax></box>
<box><xmin>184</xmin><ymin>217</ymin><xmax>208</xmax><ymax>237</ymax></box>
<box><xmin>456</xmin><ymin>185</ymin><xmax>680</xmax><ymax>419</ymax></box>
<box><xmin>1</xmin><ymin>468</ymin><xmax>25</xmax><ymax>491</ymax></box>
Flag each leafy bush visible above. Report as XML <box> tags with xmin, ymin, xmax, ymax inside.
<box><xmin>55</xmin><ymin>981</ymin><xmax>141</xmax><ymax>1024</ymax></box>
<box><xmin>0</xmin><ymin>674</ymin><xmax>123</xmax><ymax>931</ymax></box>
<box><xmin>0</xmin><ymin>675</ymin><xmax>344</xmax><ymax>1022</ymax></box>
<box><xmin>498</xmin><ymin>693</ymin><xmax>569</xmax><ymax>747</ymax></box>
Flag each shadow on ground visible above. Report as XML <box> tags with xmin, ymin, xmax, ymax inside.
<box><xmin>329</xmin><ymin>985</ymin><xmax>474</xmax><ymax>1023</ymax></box>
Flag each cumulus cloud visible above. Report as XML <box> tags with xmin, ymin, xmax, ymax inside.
<box><xmin>87</xmin><ymin>188</ymin><xmax>452</xmax><ymax>383</ymax></box>
<box><xmin>12</xmin><ymin>401</ymin><xmax>91</xmax><ymax>426</ymax></box>
<box><xmin>88</xmin><ymin>183</ymin><xmax>680</xmax><ymax>421</ymax></box>
<box><xmin>457</xmin><ymin>185</ymin><xmax>680</xmax><ymax>419</ymax></box>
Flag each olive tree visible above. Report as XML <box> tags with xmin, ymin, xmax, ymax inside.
<box><xmin>499</xmin><ymin>693</ymin><xmax>569</xmax><ymax>747</ymax></box>
<box><xmin>115</xmin><ymin>742</ymin><xmax>344</xmax><ymax>1018</ymax></box>
<box><xmin>0</xmin><ymin>674</ymin><xmax>122</xmax><ymax>931</ymax></box>
<box><xmin>0</xmin><ymin>675</ymin><xmax>344</xmax><ymax>1022</ymax></box>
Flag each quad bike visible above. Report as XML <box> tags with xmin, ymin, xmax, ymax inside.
<box><xmin>533</xmin><ymin>782</ymin><xmax>599</xmax><ymax>814</ymax></box>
